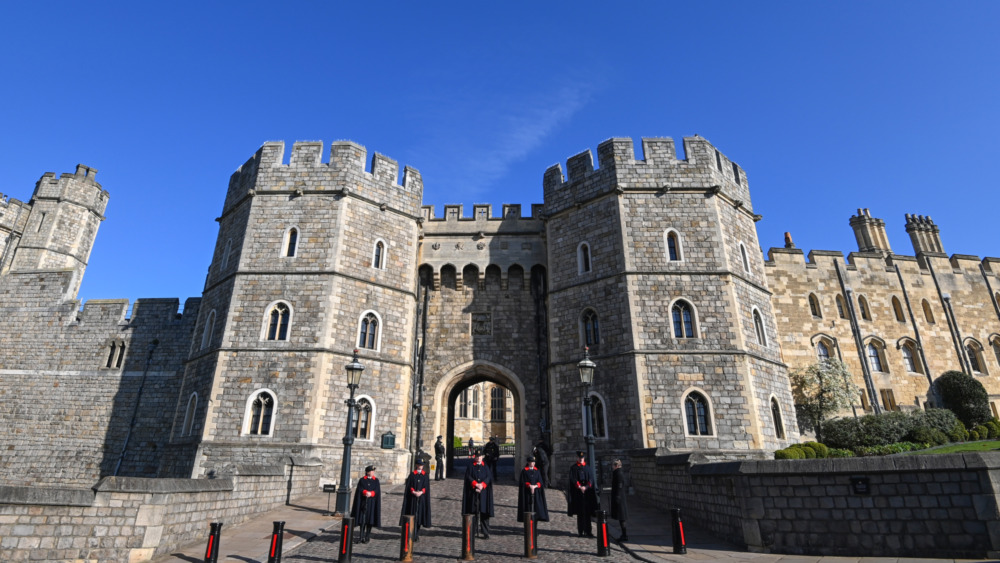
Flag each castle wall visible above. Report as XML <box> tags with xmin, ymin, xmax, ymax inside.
<box><xmin>418</xmin><ymin>202</ymin><xmax>547</xmax><ymax>463</ymax></box>
<box><xmin>767</xmin><ymin>243</ymin><xmax>1000</xmax><ymax>416</ymax></box>
<box><xmin>181</xmin><ymin>141</ymin><xmax>422</xmax><ymax>484</ymax></box>
<box><xmin>0</xmin><ymin>267</ymin><xmax>197</xmax><ymax>485</ymax></box>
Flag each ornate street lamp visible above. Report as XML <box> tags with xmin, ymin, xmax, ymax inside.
<box><xmin>335</xmin><ymin>349</ymin><xmax>365</xmax><ymax>515</ymax></box>
<box><xmin>577</xmin><ymin>347</ymin><xmax>598</xmax><ymax>486</ymax></box>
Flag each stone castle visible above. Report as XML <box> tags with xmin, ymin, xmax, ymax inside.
<box><xmin>3</xmin><ymin>135</ymin><xmax>999</xmax><ymax>490</ymax></box>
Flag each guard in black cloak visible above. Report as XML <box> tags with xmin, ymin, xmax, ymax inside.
<box><xmin>352</xmin><ymin>465</ymin><xmax>381</xmax><ymax>543</ymax></box>
<box><xmin>517</xmin><ymin>455</ymin><xmax>549</xmax><ymax>522</ymax></box>
<box><xmin>532</xmin><ymin>442</ymin><xmax>550</xmax><ymax>488</ymax></box>
<box><xmin>462</xmin><ymin>449</ymin><xmax>495</xmax><ymax>538</ymax></box>
<box><xmin>566</xmin><ymin>450</ymin><xmax>598</xmax><ymax>537</ymax></box>
<box><xmin>610</xmin><ymin>459</ymin><xmax>629</xmax><ymax>542</ymax></box>
<box><xmin>400</xmin><ymin>458</ymin><xmax>432</xmax><ymax>540</ymax></box>
<box><xmin>434</xmin><ymin>436</ymin><xmax>446</xmax><ymax>481</ymax></box>
<box><xmin>484</xmin><ymin>437</ymin><xmax>500</xmax><ymax>480</ymax></box>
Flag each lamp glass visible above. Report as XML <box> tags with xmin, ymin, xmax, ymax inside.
<box><xmin>345</xmin><ymin>352</ymin><xmax>365</xmax><ymax>387</ymax></box>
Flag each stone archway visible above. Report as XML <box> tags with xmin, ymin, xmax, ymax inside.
<box><xmin>431</xmin><ymin>360</ymin><xmax>528</xmax><ymax>477</ymax></box>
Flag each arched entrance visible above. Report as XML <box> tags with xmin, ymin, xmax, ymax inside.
<box><xmin>431</xmin><ymin>361</ymin><xmax>527</xmax><ymax>478</ymax></box>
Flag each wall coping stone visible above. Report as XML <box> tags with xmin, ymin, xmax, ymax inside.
<box><xmin>666</xmin><ymin>452</ymin><xmax>1000</xmax><ymax>476</ymax></box>
<box><xmin>0</xmin><ymin>485</ymin><xmax>94</xmax><ymax>506</ymax></box>
<box><xmin>93</xmin><ymin>476</ymin><xmax>235</xmax><ymax>494</ymax></box>
<box><xmin>235</xmin><ymin>464</ymin><xmax>285</xmax><ymax>476</ymax></box>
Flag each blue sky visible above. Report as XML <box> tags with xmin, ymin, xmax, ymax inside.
<box><xmin>2</xmin><ymin>2</ymin><xmax>998</xmax><ymax>306</ymax></box>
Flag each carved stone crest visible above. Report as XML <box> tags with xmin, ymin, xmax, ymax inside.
<box><xmin>431</xmin><ymin>243</ymin><xmax>440</xmax><ymax>250</ymax></box>
<box><xmin>471</xmin><ymin>312</ymin><xmax>492</xmax><ymax>336</ymax></box>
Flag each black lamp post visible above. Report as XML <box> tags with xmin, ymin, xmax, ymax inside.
<box><xmin>335</xmin><ymin>349</ymin><xmax>365</xmax><ymax>515</ymax></box>
<box><xmin>577</xmin><ymin>347</ymin><xmax>597</xmax><ymax>487</ymax></box>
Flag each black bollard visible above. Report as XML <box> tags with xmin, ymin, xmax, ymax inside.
<box><xmin>204</xmin><ymin>522</ymin><xmax>222</xmax><ymax>563</ymax></box>
<box><xmin>522</xmin><ymin>511</ymin><xmax>537</xmax><ymax>559</ymax></box>
<box><xmin>267</xmin><ymin>521</ymin><xmax>285</xmax><ymax>563</ymax></box>
<box><xmin>595</xmin><ymin>510</ymin><xmax>610</xmax><ymax>557</ymax></box>
<box><xmin>399</xmin><ymin>515</ymin><xmax>415</xmax><ymax>562</ymax></box>
<box><xmin>670</xmin><ymin>508</ymin><xmax>687</xmax><ymax>554</ymax></box>
<box><xmin>338</xmin><ymin>516</ymin><xmax>354</xmax><ymax>563</ymax></box>
<box><xmin>461</xmin><ymin>513</ymin><xmax>476</xmax><ymax>560</ymax></box>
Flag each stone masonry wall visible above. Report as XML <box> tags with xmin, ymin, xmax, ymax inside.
<box><xmin>630</xmin><ymin>449</ymin><xmax>1000</xmax><ymax>558</ymax></box>
<box><xmin>0</xmin><ymin>460</ymin><xmax>322</xmax><ymax>563</ymax></box>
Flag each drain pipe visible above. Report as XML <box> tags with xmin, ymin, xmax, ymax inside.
<box><xmin>894</xmin><ymin>264</ymin><xmax>939</xmax><ymax>407</ymax></box>
<box><xmin>114</xmin><ymin>338</ymin><xmax>159</xmax><ymax>476</ymax></box>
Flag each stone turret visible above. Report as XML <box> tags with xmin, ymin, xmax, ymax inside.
<box><xmin>7</xmin><ymin>165</ymin><xmax>108</xmax><ymax>298</ymax></box>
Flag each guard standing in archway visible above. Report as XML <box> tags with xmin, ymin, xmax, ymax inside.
<box><xmin>462</xmin><ymin>449</ymin><xmax>495</xmax><ymax>538</ymax></box>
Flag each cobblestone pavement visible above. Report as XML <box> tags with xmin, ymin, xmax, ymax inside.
<box><xmin>286</xmin><ymin>477</ymin><xmax>633</xmax><ymax>563</ymax></box>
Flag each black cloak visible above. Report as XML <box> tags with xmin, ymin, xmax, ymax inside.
<box><xmin>516</xmin><ymin>465</ymin><xmax>549</xmax><ymax>522</ymax></box>
<box><xmin>610</xmin><ymin>467</ymin><xmax>628</xmax><ymax>522</ymax></box>
<box><xmin>461</xmin><ymin>461</ymin><xmax>494</xmax><ymax>516</ymax></box>
<box><xmin>351</xmin><ymin>475</ymin><xmax>382</xmax><ymax>526</ymax></box>
<box><xmin>400</xmin><ymin>469</ymin><xmax>432</xmax><ymax>527</ymax></box>
<box><xmin>566</xmin><ymin>461</ymin><xmax>598</xmax><ymax>517</ymax></box>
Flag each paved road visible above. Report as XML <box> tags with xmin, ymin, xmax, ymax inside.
<box><xmin>286</xmin><ymin>477</ymin><xmax>631</xmax><ymax>563</ymax></box>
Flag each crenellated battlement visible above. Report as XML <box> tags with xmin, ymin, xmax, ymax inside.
<box><xmin>542</xmin><ymin>136</ymin><xmax>750</xmax><ymax>215</ymax></box>
<box><xmin>31</xmin><ymin>164</ymin><xmax>108</xmax><ymax>217</ymax></box>
<box><xmin>225</xmin><ymin>140</ymin><xmax>423</xmax><ymax>217</ymax></box>
<box><xmin>420</xmin><ymin>203</ymin><xmax>544</xmax><ymax>222</ymax></box>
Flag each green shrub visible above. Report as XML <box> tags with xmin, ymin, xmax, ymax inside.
<box><xmin>914</xmin><ymin>408</ymin><xmax>962</xmax><ymax>436</ymax></box>
<box><xmin>970</xmin><ymin>430</ymin><xmax>981</xmax><ymax>441</ymax></box>
<box><xmin>976</xmin><ymin>425</ymin><xmax>990</xmax><ymax>439</ymax></box>
<box><xmin>987</xmin><ymin>422</ymin><xmax>1000</xmax><ymax>439</ymax></box>
<box><xmin>804</xmin><ymin>441</ymin><xmax>829</xmax><ymax>458</ymax></box>
<box><xmin>799</xmin><ymin>445</ymin><xmax>817</xmax><ymax>459</ymax></box>
<box><xmin>853</xmin><ymin>442</ymin><xmax>925</xmax><ymax>457</ymax></box>
<box><xmin>827</xmin><ymin>448</ymin><xmax>854</xmax><ymax>458</ymax></box>
<box><xmin>947</xmin><ymin>421</ymin><xmax>969</xmax><ymax>442</ymax></box>
<box><xmin>906</xmin><ymin>426</ymin><xmax>948</xmax><ymax>446</ymax></box>
<box><xmin>453</xmin><ymin>436</ymin><xmax>464</xmax><ymax>448</ymax></box>
<box><xmin>934</xmin><ymin>370</ymin><xmax>992</xmax><ymax>428</ymax></box>
<box><xmin>774</xmin><ymin>448</ymin><xmax>799</xmax><ymax>460</ymax></box>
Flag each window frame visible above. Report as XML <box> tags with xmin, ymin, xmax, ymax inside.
<box><xmin>243</xmin><ymin>389</ymin><xmax>277</xmax><ymax>437</ymax></box>
<box><xmin>857</xmin><ymin>295</ymin><xmax>872</xmax><ymax>321</ymax></box>
<box><xmin>922</xmin><ymin>299</ymin><xmax>935</xmax><ymax>324</ymax></box>
<box><xmin>770</xmin><ymin>396</ymin><xmax>785</xmax><ymax>440</ymax></box>
<box><xmin>682</xmin><ymin>389</ymin><xmax>714</xmax><ymax>437</ymax></box>
<box><xmin>357</xmin><ymin>310</ymin><xmax>383</xmax><ymax>351</ymax></box>
<box><xmin>900</xmin><ymin>340</ymin><xmax>922</xmax><ymax>374</ymax></box>
<box><xmin>261</xmin><ymin>301</ymin><xmax>293</xmax><ymax>341</ymax></box>
<box><xmin>372</xmin><ymin>238</ymin><xmax>387</xmax><ymax>270</ymax></box>
<box><xmin>581</xmin><ymin>308</ymin><xmax>601</xmax><ymax>348</ymax></box>
<box><xmin>836</xmin><ymin>295</ymin><xmax>848</xmax><ymax>319</ymax></box>
<box><xmin>739</xmin><ymin>242</ymin><xmax>750</xmax><ymax>273</ymax></box>
<box><xmin>201</xmin><ymin>309</ymin><xmax>216</xmax><ymax>350</ymax></box>
<box><xmin>283</xmin><ymin>227</ymin><xmax>299</xmax><ymax>258</ymax></box>
<box><xmin>352</xmin><ymin>395</ymin><xmax>376</xmax><ymax>441</ymax></box>
<box><xmin>808</xmin><ymin>294</ymin><xmax>822</xmax><ymax>318</ymax></box>
<box><xmin>966</xmin><ymin>340</ymin><xmax>988</xmax><ymax>375</ymax></box>
<box><xmin>866</xmin><ymin>341</ymin><xmax>887</xmax><ymax>373</ymax></box>
<box><xmin>670</xmin><ymin>299</ymin><xmax>697</xmax><ymax>339</ymax></box>
<box><xmin>181</xmin><ymin>392</ymin><xmax>198</xmax><ymax>437</ymax></box>
<box><xmin>581</xmin><ymin>391</ymin><xmax>609</xmax><ymax>440</ymax></box>
<box><xmin>665</xmin><ymin>229</ymin><xmax>683</xmax><ymax>262</ymax></box>
<box><xmin>577</xmin><ymin>242</ymin><xmax>592</xmax><ymax>274</ymax></box>
<box><xmin>891</xmin><ymin>296</ymin><xmax>906</xmax><ymax>322</ymax></box>
<box><xmin>752</xmin><ymin>307</ymin><xmax>767</xmax><ymax>346</ymax></box>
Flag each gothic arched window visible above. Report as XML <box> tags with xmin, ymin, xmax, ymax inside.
<box><xmin>753</xmin><ymin>309</ymin><xmax>767</xmax><ymax>346</ymax></box>
<box><xmin>582</xmin><ymin>309</ymin><xmax>600</xmax><ymax>347</ymax></box>
<box><xmin>578</xmin><ymin>242</ymin><xmax>592</xmax><ymax>274</ymax></box>
<box><xmin>867</xmin><ymin>342</ymin><xmax>885</xmax><ymax>372</ymax></box>
<box><xmin>372</xmin><ymin>240</ymin><xmax>385</xmax><ymax>270</ymax></box>
<box><xmin>587</xmin><ymin>393</ymin><xmax>607</xmax><ymax>439</ymax></box>
<box><xmin>684</xmin><ymin>392</ymin><xmax>712</xmax><ymax>436</ymax></box>
<box><xmin>285</xmin><ymin>228</ymin><xmax>298</xmax><ymax>257</ymax></box>
<box><xmin>858</xmin><ymin>296</ymin><xmax>872</xmax><ymax>321</ymax></box>
<box><xmin>247</xmin><ymin>391</ymin><xmax>275</xmax><ymax>436</ymax></box>
<box><xmin>201</xmin><ymin>310</ymin><xmax>216</xmax><ymax>350</ymax></box>
<box><xmin>491</xmin><ymin>387</ymin><xmax>506</xmax><ymax>421</ymax></box>
<box><xmin>182</xmin><ymin>393</ymin><xmax>197</xmax><ymax>437</ymax></box>
<box><xmin>672</xmin><ymin>300</ymin><xmax>696</xmax><ymax>339</ymax></box>
<box><xmin>922</xmin><ymin>299</ymin><xmax>935</xmax><ymax>324</ymax></box>
<box><xmin>817</xmin><ymin>341</ymin><xmax>830</xmax><ymax>362</ymax></box>
<box><xmin>358</xmin><ymin>312</ymin><xmax>380</xmax><ymax>350</ymax></box>
<box><xmin>739</xmin><ymin>242</ymin><xmax>750</xmax><ymax>273</ymax></box>
<box><xmin>836</xmin><ymin>295</ymin><xmax>848</xmax><ymax>319</ymax></box>
<box><xmin>353</xmin><ymin>398</ymin><xmax>373</xmax><ymax>440</ymax></box>
<box><xmin>902</xmin><ymin>342</ymin><xmax>921</xmax><ymax>373</ymax></box>
<box><xmin>892</xmin><ymin>296</ymin><xmax>905</xmax><ymax>322</ymax></box>
<box><xmin>771</xmin><ymin>398</ymin><xmax>785</xmax><ymax>440</ymax></box>
<box><xmin>666</xmin><ymin>230</ymin><xmax>682</xmax><ymax>262</ymax></box>
<box><xmin>809</xmin><ymin>294</ymin><xmax>822</xmax><ymax>318</ymax></box>
<box><xmin>266</xmin><ymin>303</ymin><xmax>291</xmax><ymax>341</ymax></box>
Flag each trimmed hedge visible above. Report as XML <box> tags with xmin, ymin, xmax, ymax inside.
<box><xmin>823</xmin><ymin>409</ymin><xmax>963</xmax><ymax>449</ymax></box>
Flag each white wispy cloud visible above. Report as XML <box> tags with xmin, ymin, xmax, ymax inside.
<box><xmin>407</xmin><ymin>82</ymin><xmax>594</xmax><ymax>204</ymax></box>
